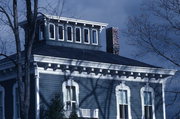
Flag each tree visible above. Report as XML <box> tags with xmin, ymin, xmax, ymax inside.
<box><xmin>125</xmin><ymin>0</ymin><xmax>180</xmax><ymax>118</ymax></box>
<box><xmin>125</xmin><ymin>0</ymin><xmax>180</xmax><ymax>68</ymax></box>
<box><xmin>43</xmin><ymin>94</ymin><xmax>64</xmax><ymax>119</ymax></box>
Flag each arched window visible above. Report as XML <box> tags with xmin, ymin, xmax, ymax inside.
<box><xmin>83</xmin><ymin>28</ymin><xmax>90</xmax><ymax>44</ymax></box>
<box><xmin>75</xmin><ymin>27</ymin><xmax>81</xmax><ymax>43</ymax></box>
<box><xmin>116</xmin><ymin>83</ymin><xmax>131</xmax><ymax>119</ymax></box>
<box><xmin>66</xmin><ymin>26</ymin><xmax>73</xmax><ymax>42</ymax></box>
<box><xmin>49</xmin><ymin>23</ymin><xmax>55</xmax><ymax>40</ymax></box>
<box><xmin>141</xmin><ymin>84</ymin><xmax>155</xmax><ymax>119</ymax></box>
<box><xmin>62</xmin><ymin>79</ymin><xmax>79</xmax><ymax>111</ymax></box>
<box><xmin>0</xmin><ymin>85</ymin><xmax>5</xmax><ymax>119</ymax></box>
<box><xmin>58</xmin><ymin>24</ymin><xmax>64</xmax><ymax>41</ymax></box>
<box><xmin>13</xmin><ymin>83</ymin><xmax>20</xmax><ymax>119</ymax></box>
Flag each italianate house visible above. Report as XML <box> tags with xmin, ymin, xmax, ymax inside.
<box><xmin>0</xmin><ymin>14</ymin><xmax>177</xmax><ymax>119</ymax></box>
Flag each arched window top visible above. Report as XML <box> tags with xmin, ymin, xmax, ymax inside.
<box><xmin>115</xmin><ymin>82</ymin><xmax>132</xmax><ymax>119</ymax></box>
<box><xmin>141</xmin><ymin>84</ymin><xmax>155</xmax><ymax>119</ymax></box>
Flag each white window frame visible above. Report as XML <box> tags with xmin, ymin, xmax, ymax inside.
<box><xmin>75</xmin><ymin>27</ymin><xmax>82</xmax><ymax>43</ymax></box>
<box><xmin>48</xmin><ymin>23</ymin><xmax>55</xmax><ymax>40</ymax></box>
<box><xmin>115</xmin><ymin>83</ymin><xmax>132</xmax><ymax>119</ymax></box>
<box><xmin>57</xmin><ymin>24</ymin><xmax>64</xmax><ymax>41</ymax></box>
<box><xmin>66</xmin><ymin>25</ymin><xmax>73</xmax><ymax>42</ymax></box>
<box><xmin>141</xmin><ymin>84</ymin><xmax>156</xmax><ymax>119</ymax></box>
<box><xmin>0</xmin><ymin>85</ymin><xmax>5</xmax><ymax>119</ymax></box>
<box><xmin>62</xmin><ymin>79</ymin><xmax>79</xmax><ymax>110</ymax></box>
<box><xmin>91</xmin><ymin>29</ymin><xmax>98</xmax><ymax>45</ymax></box>
<box><xmin>83</xmin><ymin>28</ymin><xmax>90</xmax><ymax>44</ymax></box>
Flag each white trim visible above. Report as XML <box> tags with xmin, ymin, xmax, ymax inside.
<box><xmin>44</xmin><ymin>14</ymin><xmax>108</xmax><ymax>27</ymax></box>
<box><xmin>115</xmin><ymin>83</ymin><xmax>132</xmax><ymax>119</ymax></box>
<box><xmin>48</xmin><ymin>23</ymin><xmax>56</xmax><ymax>40</ymax></box>
<box><xmin>140</xmin><ymin>84</ymin><xmax>156</xmax><ymax>119</ymax></box>
<box><xmin>62</xmin><ymin>79</ymin><xmax>79</xmax><ymax>111</ymax></box>
<box><xmin>13</xmin><ymin>82</ymin><xmax>20</xmax><ymax>119</ymax></box>
<box><xmin>83</xmin><ymin>28</ymin><xmax>90</xmax><ymax>44</ymax></box>
<box><xmin>91</xmin><ymin>29</ymin><xmax>98</xmax><ymax>45</ymax></box>
<box><xmin>33</xmin><ymin>55</ymin><xmax>177</xmax><ymax>76</ymax></box>
<box><xmin>75</xmin><ymin>27</ymin><xmax>82</xmax><ymax>43</ymax></box>
<box><xmin>35</xmin><ymin>64</ymin><xmax>40</xmax><ymax>119</ymax></box>
<box><xmin>0</xmin><ymin>85</ymin><xmax>5</xmax><ymax>119</ymax></box>
<box><xmin>162</xmin><ymin>77</ymin><xmax>169</xmax><ymax>119</ymax></box>
<box><xmin>66</xmin><ymin>25</ymin><xmax>73</xmax><ymax>42</ymax></box>
<box><xmin>57</xmin><ymin>24</ymin><xmax>64</xmax><ymax>41</ymax></box>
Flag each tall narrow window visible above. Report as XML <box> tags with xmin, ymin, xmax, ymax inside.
<box><xmin>13</xmin><ymin>83</ymin><xmax>20</xmax><ymax>119</ymax></box>
<box><xmin>92</xmin><ymin>29</ymin><xmax>98</xmax><ymax>45</ymax></box>
<box><xmin>84</xmin><ymin>28</ymin><xmax>90</xmax><ymax>44</ymax></box>
<box><xmin>75</xmin><ymin>27</ymin><xmax>81</xmax><ymax>43</ymax></box>
<box><xmin>49</xmin><ymin>23</ymin><xmax>55</xmax><ymax>40</ymax></box>
<box><xmin>58</xmin><ymin>25</ymin><xmax>64</xmax><ymax>41</ymax></box>
<box><xmin>116</xmin><ymin>83</ymin><xmax>131</xmax><ymax>119</ymax></box>
<box><xmin>0</xmin><ymin>86</ymin><xmax>4</xmax><ymax>119</ymax></box>
<box><xmin>62</xmin><ymin>79</ymin><xmax>79</xmax><ymax>111</ymax></box>
<box><xmin>39</xmin><ymin>25</ymin><xmax>44</xmax><ymax>40</ymax></box>
<box><xmin>67</xmin><ymin>26</ymin><xmax>73</xmax><ymax>42</ymax></box>
<box><xmin>141</xmin><ymin>85</ymin><xmax>155</xmax><ymax>119</ymax></box>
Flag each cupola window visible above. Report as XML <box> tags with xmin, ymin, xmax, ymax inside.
<box><xmin>84</xmin><ymin>28</ymin><xmax>90</xmax><ymax>44</ymax></box>
<box><xmin>49</xmin><ymin>23</ymin><xmax>55</xmax><ymax>40</ymax></box>
<box><xmin>75</xmin><ymin>27</ymin><xmax>81</xmax><ymax>43</ymax></box>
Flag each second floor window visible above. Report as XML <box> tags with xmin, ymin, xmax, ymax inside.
<box><xmin>67</xmin><ymin>26</ymin><xmax>73</xmax><ymax>42</ymax></box>
<box><xmin>62</xmin><ymin>80</ymin><xmax>79</xmax><ymax>111</ymax></box>
<box><xmin>58</xmin><ymin>25</ymin><xmax>64</xmax><ymax>41</ymax></box>
<box><xmin>144</xmin><ymin>91</ymin><xmax>153</xmax><ymax>119</ymax></box>
<box><xmin>84</xmin><ymin>28</ymin><xmax>90</xmax><ymax>44</ymax></box>
<box><xmin>92</xmin><ymin>29</ymin><xmax>98</xmax><ymax>45</ymax></box>
<box><xmin>75</xmin><ymin>27</ymin><xmax>81</xmax><ymax>43</ymax></box>
<box><xmin>141</xmin><ymin>85</ymin><xmax>155</xmax><ymax>119</ymax></box>
<box><xmin>118</xmin><ymin>90</ymin><xmax>128</xmax><ymax>119</ymax></box>
<box><xmin>49</xmin><ymin>23</ymin><xmax>55</xmax><ymax>40</ymax></box>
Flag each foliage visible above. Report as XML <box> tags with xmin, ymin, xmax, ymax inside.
<box><xmin>69</xmin><ymin>111</ymin><xmax>78</xmax><ymax>119</ymax></box>
<box><xmin>44</xmin><ymin>94</ymin><xmax>65</xmax><ymax>119</ymax></box>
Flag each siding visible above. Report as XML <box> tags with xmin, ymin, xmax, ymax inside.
<box><xmin>39</xmin><ymin>73</ymin><xmax>163</xmax><ymax>119</ymax></box>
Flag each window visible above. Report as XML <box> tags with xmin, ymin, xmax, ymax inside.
<box><xmin>116</xmin><ymin>83</ymin><xmax>131</xmax><ymax>119</ymax></box>
<box><xmin>39</xmin><ymin>25</ymin><xmax>44</xmax><ymax>40</ymax></box>
<box><xmin>91</xmin><ymin>29</ymin><xmax>98</xmax><ymax>45</ymax></box>
<box><xmin>49</xmin><ymin>23</ymin><xmax>55</xmax><ymax>40</ymax></box>
<box><xmin>13</xmin><ymin>83</ymin><xmax>20</xmax><ymax>119</ymax></box>
<box><xmin>58</xmin><ymin>25</ymin><xmax>64</xmax><ymax>41</ymax></box>
<box><xmin>67</xmin><ymin>26</ymin><xmax>73</xmax><ymax>42</ymax></box>
<box><xmin>75</xmin><ymin>27</ymin><xmax>81</xmax><ymax>43</ymax></box>
<box><xmin>0</xmin><ymin>86</ymin><xmax>4</xmax><ymax>119</ymax></box>
<box><xmin>83</xmin><ymin>28</ymin><xmax>90</xmax><ymax>44</ymax></box>
<box><xmin>141</xmin><ymin>84</ymin><xmax>155</xmax><ymax>119</ymax></box>
<box><xmin>62</xmin><ymin>79</ymin><xmax>79</xmax><ymax>111</ymax></box>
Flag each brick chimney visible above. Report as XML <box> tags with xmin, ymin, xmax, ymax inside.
<box><xmin>106</xmin><ymin>27</ymin><xmax>120</xmax><ymax>55</ymax></box>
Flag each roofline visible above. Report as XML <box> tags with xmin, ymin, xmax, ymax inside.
<box><xmin>19</xmin><ymin>14</ymin><xmax>108</xmax><ymax>27</ymax></box>
<box><xmin>33</xmin><ymin>54</ymin><xmax>177</xmax><ymax>76</ymax></box>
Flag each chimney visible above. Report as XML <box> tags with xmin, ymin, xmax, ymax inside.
<box><xmin>106</xmin><ymin>27</ymin><xmax>120</xmax><ymax>55</ymax></box>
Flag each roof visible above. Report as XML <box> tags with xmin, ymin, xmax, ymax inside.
<box><xmin>31</xmin><ymin>44</ymin><xmax>159</xmax><ymax>68</ymax></box>
<box><xmin>0</xmin><ymin>43</ymin><xmax>159</xmax><ymax>68</ymax></box>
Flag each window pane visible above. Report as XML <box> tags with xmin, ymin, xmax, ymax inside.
<box><xmin>145</xmin><ymin>106</ymin><xmax>152</xmax><ymax>119</ymax></box>
<box><xmin>119</xmin><ymin>90</ymin><xmax>127</xmax><ymax>104</ymax></box>
<box><xmin>58</xmin><ymin>26</ymin><xmax>63</xmax><ymax>40</ymax></box>
<box><xmin>49</xmin><ymin>24</ymin><xmax>55</xmax><ymax>39</ymax></box>
<box><xmin>84</xmin><ymin>29</ymin><xmax>89</xmax><ymax>43</ymax></box>
<box><xmin>92</xmin><ymin>30</ymin><xmax>97</xmax><ymax>44</ymax></box>
<box><xmin>67</xmin><ymin>27</ymin><xmax>72</xmax><ymax>41</ymax></box>
<box><xmin>66</xmin><ymin>86</ymin><xmax>71</xmax><ymax>101</ymax></box>
<box><xmin>144</xmin><ymin>91</ymin><xmax>152</xmax><ymax>105</ymax></box>
<box><xmin>72</xmin><ymin>86</ymin><xmax>76</xmax><ymax>101</ymax></box>
<box><xmin>76</xmin><ymin>28</ymin><xmax>81</xmax><ymax>42</ymax></box>
<box><xmin>119</xmin><ymin>105</ymin><xmax>128</xmax><ymax>119</ymax></box>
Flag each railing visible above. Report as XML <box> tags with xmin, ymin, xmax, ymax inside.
<box><xmin>64</xmin><ymin>108</ymin><xmax>99</xmax><ymax>118</ymax></box>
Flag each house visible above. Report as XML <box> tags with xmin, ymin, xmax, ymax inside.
<box><xmin>0</xmin><ymin>14</ymin><xmax>177</xmax><ymax>119</ymax></box>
